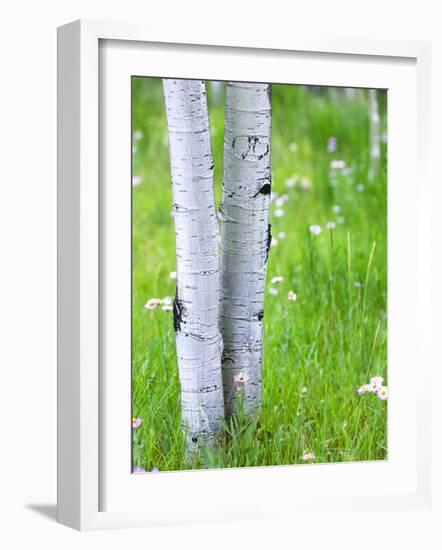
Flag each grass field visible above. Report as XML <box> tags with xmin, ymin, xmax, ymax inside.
<box><xmin>131</xmin><ymin>79</ymin><xmax>388</xmax><ymax>472</ymax></box>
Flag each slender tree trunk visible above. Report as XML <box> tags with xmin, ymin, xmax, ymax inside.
<box><xmin>163</xmin><ymin>79</ymin><xmax>224</xmax><ymax>457</ymax></box>
<box><xmin>220</xmin><ymin>82</ymin><xmax>272</xmax><ymax>419</ymax></box>
<box><xmin>368</xmin><ymin>88</ymin><xmax>380</xmax><ymax>182</ymax></box>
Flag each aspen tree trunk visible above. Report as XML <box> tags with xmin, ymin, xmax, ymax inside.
<box><xmin>368</xmin><ymin>88</ymin><xmax>380</xmax><ymax>182</ymax></box>
<box><xmin>163</xmin><ymin>79</ymin><xmax>224</xmax><ymax>457</ymax></box>
<box><xmin>220</xmin><ymin>82</ymin><xmax>272</xmax><ymax>419</ymax></box>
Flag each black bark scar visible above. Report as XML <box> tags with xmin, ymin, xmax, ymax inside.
<box><xmin>173</xmin><ymin>289</ymin><xmax>185</xmax><ymax>333</ymax></box>
<box><xmin>265</xmin><ymin>223</ymin><xmax>272</xmax><ymax>262</ymax></box>
<box><xmin>252</xmin><ymin>182</ymin><xmax>271</xmax><ymax>198</ymax></box>
<box><xmin>259</xmin><ymin>183</ymin><xmax>271</xmax><ymax>195</ymax></box>
<box><xmin>232</xmin><ymin>135</ymin><xmax>270</xmax><ymax>161</ymax></box>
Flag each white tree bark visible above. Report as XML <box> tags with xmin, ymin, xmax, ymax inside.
<box><xmin>220</xmin><ymin>82</ymin><xmax>272</xmax><ymax>419</ymax></box>
<box><xmin>368</xmin><ymin>88</ymin><xmax>380</xmax><ymax>182</ymax></box>
<box><xmin>163</xmin><ymin>79</ymin><xmax>224</xmax><ymax>457</ymax></box>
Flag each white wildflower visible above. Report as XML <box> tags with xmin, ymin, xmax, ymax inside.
<box><xmin>287</xmin><ymin>291</ymin><xmax>297</xmax><ymax>301</ymax></box>
<box><xmin>144</xmin><ymin>298</ymin><xmax>160</xmax><ymax>310</ymax></box>
<box><xmin>278</xmin><ymin>231</ymin><xmax>286</xmax><ymax>239</ymax></box>
<box><xmin>326</xmin><ymin>221</ymin><xmax>336</xmax><ymax>230</ymax></box>
<box><xmin>357</xmin><ymin>385</ymin><xmax>370</xmax><ymax>395</ymax></box>
<box><xmin>234</xmin><ymin>372</ymin><xmax>248</xmax><ymax>383</ymax></box>
<box><xmin>370</xmin><ymin>376</ymin><xmax>384</xmax><ymax>390</ymax></box>
<box><xmin>302</xmin><ymin>451</ymin><xmax>315</xmax><ymax>462</ymax></box>
<box><xmin>377</xmin><ymin>386</ymin><xmax>389</xmax><ymax>400</ymax></box>
<box><xmin>268</xmin><ymin>287</ymin><xmax>278</xmax><ymax>296</ymax></box>
<box><xmin>274</xmin><ymin>209</ymin><xmax>284</xmax><ymax>218</ymax></box>
<box><xmin>327</xmin><ymin>136</ymin><xmax>337</xmax><ymax>153</ymax></box>
<box><xmin>169</xmin><ymin>271</ymin><xmax>177</xmax><ymax>280</ymax></box>
<box><xmin>132</xmin><ymin>176</ymin><xmax>142</xmax><ymax>187</ymax></box>
<box><xmin>309</xmin><ymin>224</ymin><xmax>322</xmax><ymax>235</ymax></box>
<box><xmin>285</xmin><ymin>178</ymin><xmax>296</xmax><ymax>188</ymax></box>
<box><xmin>330</xmin><ymin>159</ymin><xmax>346</xmax><ymax>170</ymax></box>
<box><xmin>299</xmin><ymin>178</ymin><xmax>312</xmax><ymax>191</ymax></box>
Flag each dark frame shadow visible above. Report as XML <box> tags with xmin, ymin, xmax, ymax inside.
<box><xmin>25</xmin><ymin>503</ymin><xmax>57</xmax><ymax>522</ymax></box>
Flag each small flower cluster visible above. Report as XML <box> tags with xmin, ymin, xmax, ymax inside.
<box><xmin>357</xmin><ymin>376</ymin><xmax>388</xmax><ymax>400</ymax></box>
<box><xmin>301</xmin><ymin>451</ymin><xmax>315</xmax><ymax>462</ymax></box>
<box><xmin>271</xmin><ymin>175</ymin><xmax>312</xmax><ymax>232</ymax></box>
<box><xmin>308</xmin><ymin>204</ymin><xmax>346</xmax><ymax>237</ymax></box>
<box><xmin>329</xmin><ymin>157</ymin><xmax>357</xmax><ymax>188</ymax></box>
<box><xmin>132</xmin><ymin>417</ymin><xmax>142</xmax><ymax>429</ymax></box>
<box><xmin>267</xmin><ymin>275</ymin><xmax>297</xmax><ymax>303</ymax></box>
<box><xmin>330</xmin><ymin>159</ymin><xmax>346</xmax><ymax>170</ymax></box>
<box><xmin>269</xmin><ymin>174</ymin><xmax>315</xmax><ymax>246</ymax></box>
<box><xmin>271</xmin><ymin>192</ymin><xmax>289</xmax><ymax>220</ymax></box>
<box><xmin>144</xmin><ymin>296</ymin><xmax>173</xmax><ymax>311</ymax></box>
<box><xmin>284</xmin><ymin>175</ymin><xmax>312</xmax><ymax>191</ymax></box>
<box><xmin>234</xmin><ymin>372</ymin><xmax>248</xmax><ymax>392</ymax></box>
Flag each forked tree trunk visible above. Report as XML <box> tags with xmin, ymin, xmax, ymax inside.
<box><xmin>368</xmin><ymin>88</ymin><xmax>380</xmax><ymax>182</ymax></box>
<box><xmin>163</xmin><ymin>79</ymin><xmax>224</xmax><ymax>457</ymax></box>
<box><xmin>220</xmin><ymin>82</ymin><xmax>272</xmax><ymax>419</ymax></box>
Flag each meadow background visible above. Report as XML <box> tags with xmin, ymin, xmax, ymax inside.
<box><xmin>131</xmin><ymin>79</ymin><xmax>387</xmax><ymax>472</ymax></box>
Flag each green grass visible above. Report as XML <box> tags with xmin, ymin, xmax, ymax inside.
<box><xmin>131</xmin><ymin>79</ymin><xmax>388</xmax><ymax>472</ymax></box>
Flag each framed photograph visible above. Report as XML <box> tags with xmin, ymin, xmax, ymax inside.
<box><xmin>57</xmin><ymin>19</ymin><xmax>432</xmax><ymax>530</ymax></box>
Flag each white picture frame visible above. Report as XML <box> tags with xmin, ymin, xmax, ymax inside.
<box><xmin>57</xmin><ymin>19</ymin><xmax>433</xmax><ymax>531</ymax></box>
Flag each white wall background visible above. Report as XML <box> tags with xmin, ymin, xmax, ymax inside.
<box><xmin>0</xmin><ymin>1</ymin><xmax>440</xmax><ymax>548</ymax></box>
